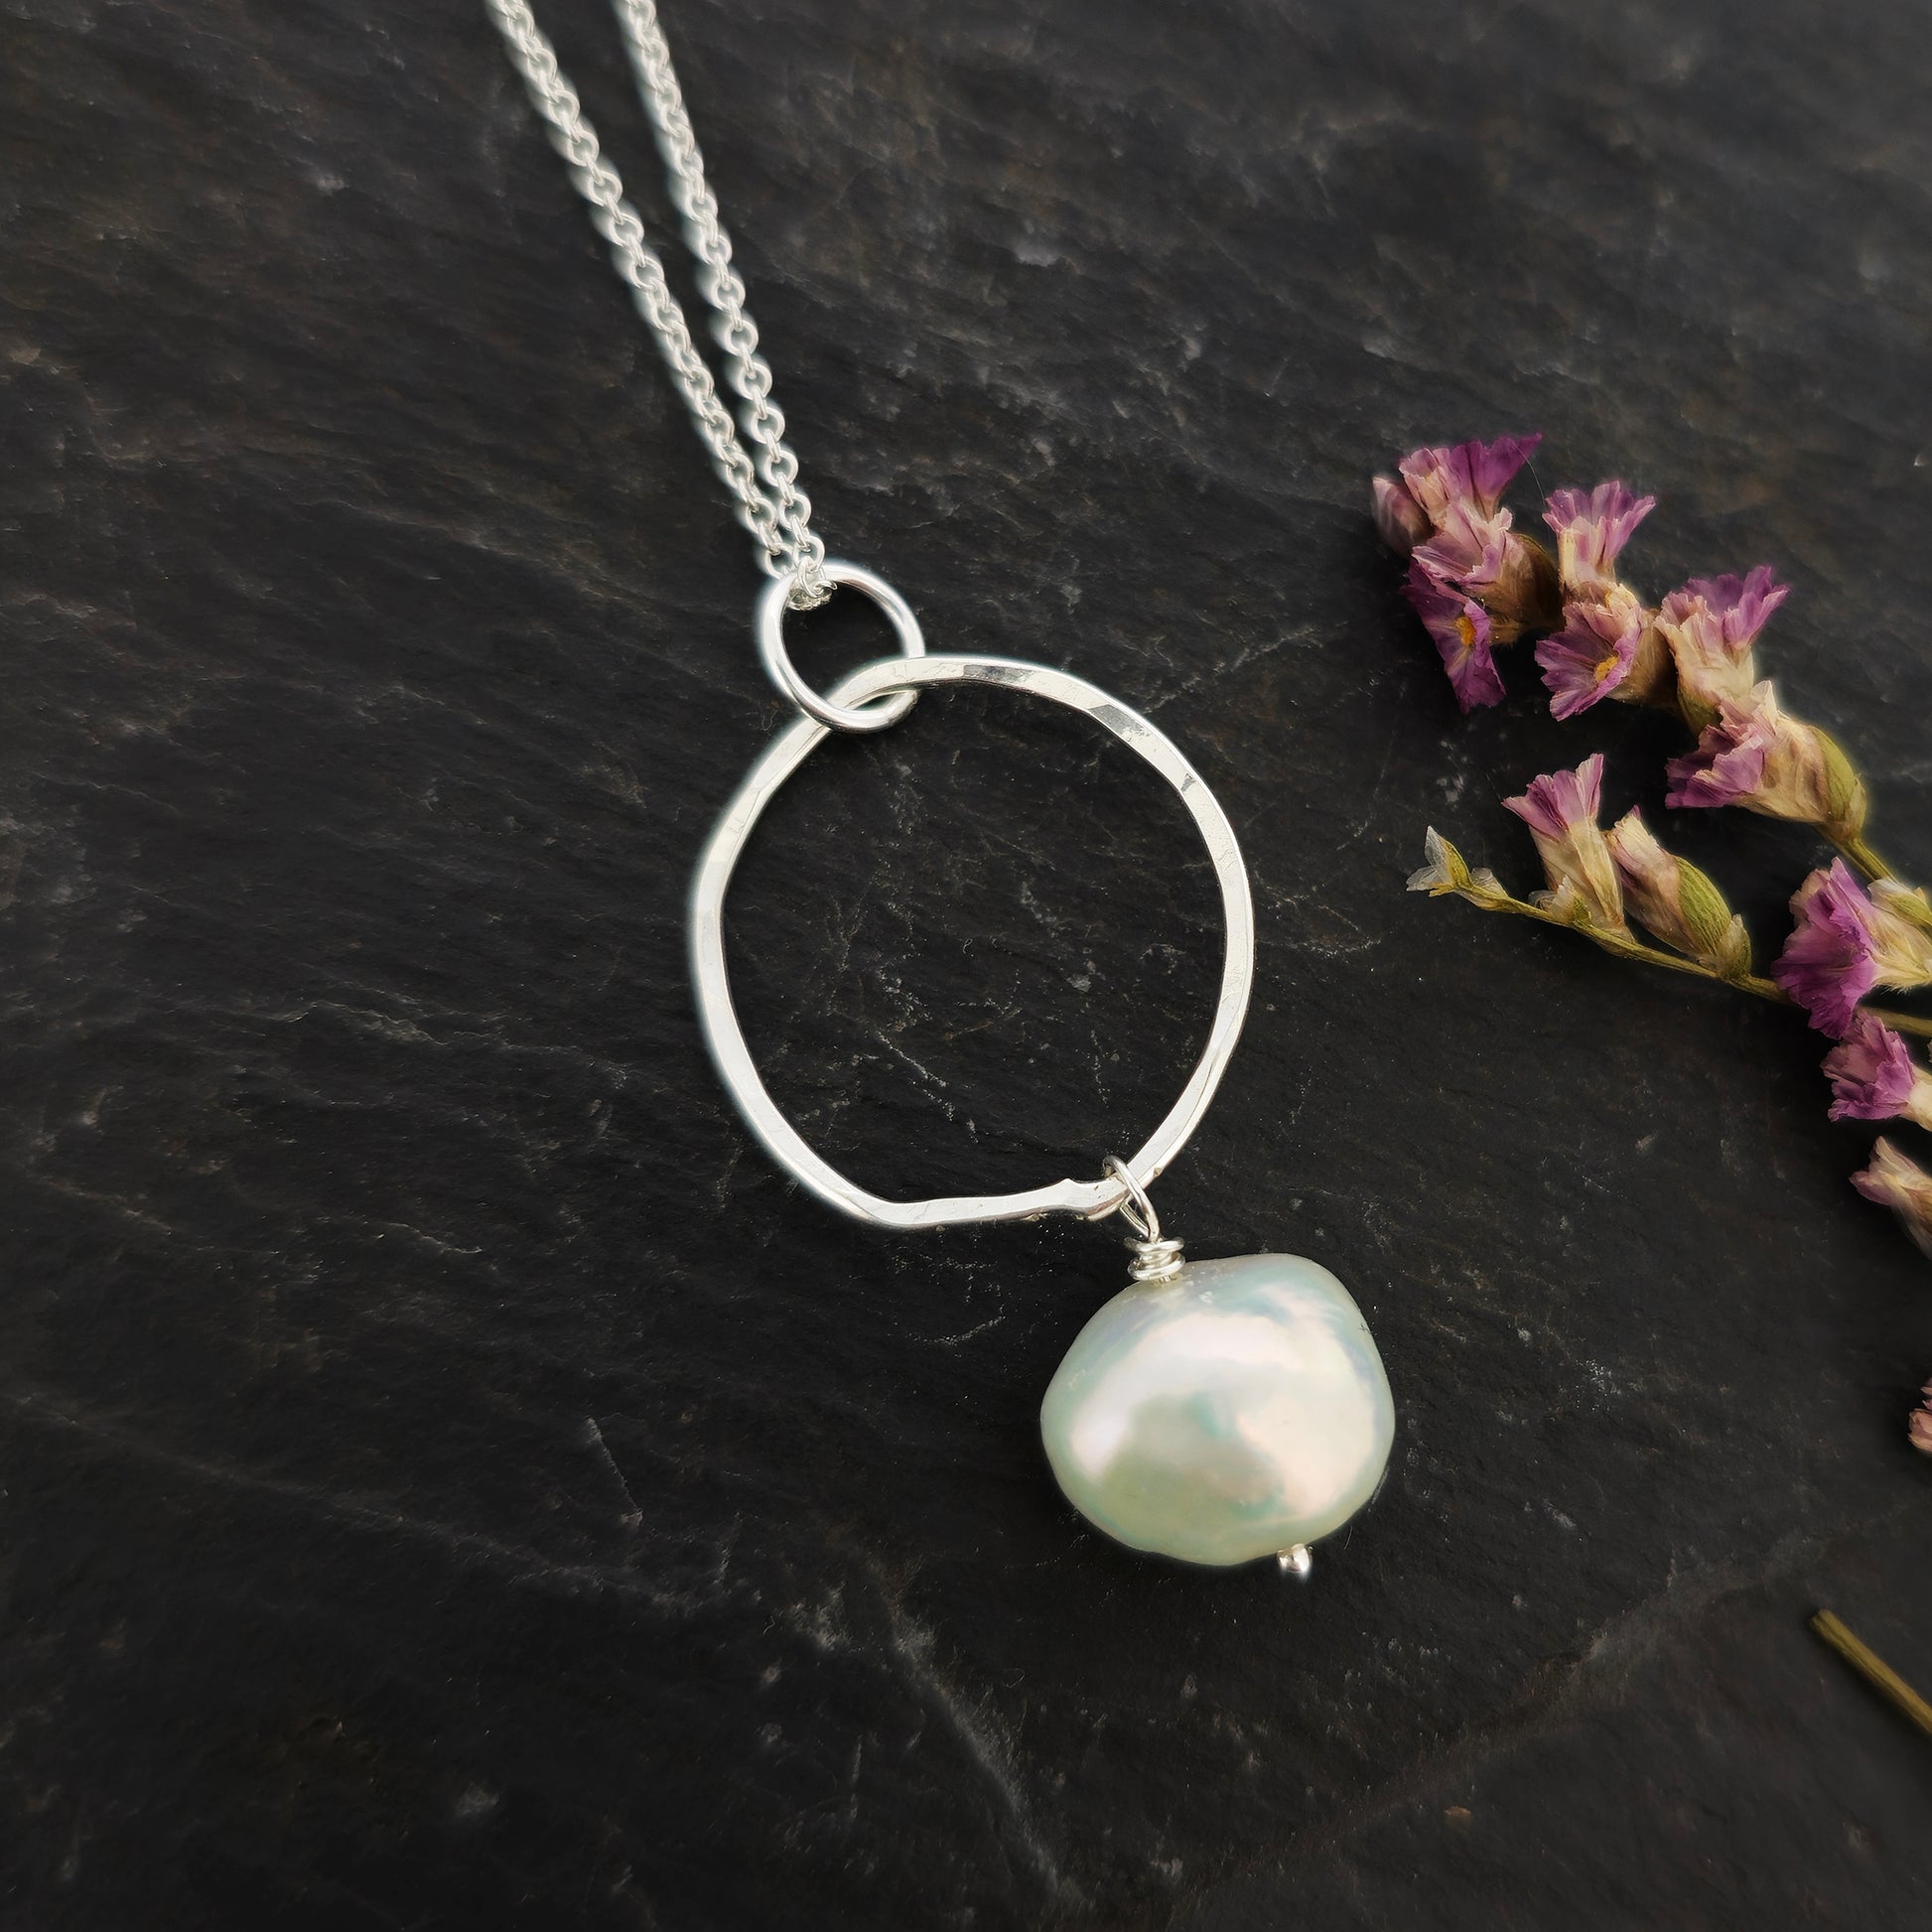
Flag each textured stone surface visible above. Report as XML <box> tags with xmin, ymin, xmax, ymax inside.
<box><xmin>2</xmin><ymin>0</ymin><xmax>1930</xmax><ymax>1925</ymax></box>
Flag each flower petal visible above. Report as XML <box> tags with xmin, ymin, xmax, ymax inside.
<box><xmin>1657</xmin><ymin>566</ymin><xmax>1789</xmax><ymax>721</ymax></box>
<box><xmin>1403</xmin><ymin>562</ymin><xmax>1505</xmax><ymax>711</ymax></box>
<box><xmin>1659</xmin><ymin>565</ymin><xmax>1790</xmax><ymax>652</ymax></box>
<box><xmin>1503</xmin><ymin>754</ymin><xmax>1624</xmax><ymax>930</ymax></box>
<box><xmin>1773</xmin><ymin>861</ymin><xmax>1881</xmax><ymax>1035</ymax></box>
<box><xmin>1372</xmin><ymin>475</ymin><xmax>1431</xmax><ymax>555</ymax></box>
<box><xmin>1665</xmin><ymin>684</ymin><xmax>1776</xmax><ymax>810</ymax></box>
<box><xmin>1503</xmin><ymin>752</ymin><xmax>1606</xmax><ymax>841</ymax></box>
<box><xmin>1412</xmin><ymin>517</ymin><xmax>1509</xmax><ymax>593</ymax></box>
<box><xmin>1407</xmin><ymin>826</ymin><xmax>1460</xmax><ymax>894</ymax></box>
<box><xmin>1399</xmin><ymin>434</ymin><xmax>1542</xmax><ymax>523</ymax></box>
<box><xmin>1822</xmin><ymin>1011</ymin><xmax>1919</xmax><ymax>1121</ymax></box>
<box><xmin>1542</xmin><ymin>482</ymin><xmax>1656</xmax><ymax>600</ymax></box>
<box><xmin>1536</xmin><ymin>596</ymin><xmax>1640</xmax><ymax>720</ymax></box>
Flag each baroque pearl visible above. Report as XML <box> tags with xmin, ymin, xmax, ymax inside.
<box><xmin>1040</xmin><ymin>1253</ymin><xmax>1394</xmax><ymax>1568</ymax></box>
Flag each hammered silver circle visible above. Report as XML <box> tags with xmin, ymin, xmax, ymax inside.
<box><xmin>689</xmin><ymin>653</ymin><xmax>1256</xmax><ymax>1230</ymax></box>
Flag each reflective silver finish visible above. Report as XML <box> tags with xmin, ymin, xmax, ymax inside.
<box><xmin>487</xmin><ymin>3</ymin><xmax>1268</xmax><ymax>1247</ymax></box>
<box><xmin>483</xmin><ymin>0</ymin><xmax>829</xmax><ymax>602</ymax></box>
<box><xmin>690</xmin><ymin>654</ymin><xmax>1257</xmax><ymax>1229</ymax></box>
<box><xmin>1102</xmin><ymin>1155</ymin><xmax>1186</xmax><ymax>1284</ymax></box>
<box><xmin>755</xmin><ymin>562</ymin><xmax>924</xmax><ymax>734</ymax></box>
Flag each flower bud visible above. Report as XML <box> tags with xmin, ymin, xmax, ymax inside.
<box><xmin>1406</xmin><ymin>827</ymin><xmax>1509</xmax><ymax>905</ymax></box>
<box><xmin>1852</xmin><ymin>1138</ymin><xmax>1932</xmax><ymax>1260</ymax></box>
<box><xmin>1604</xmin><ymin>808</ymin><xmax>1751</xmax><ymax>978</ymax></box>
<box><xmin>1502</xmin><ymin>754</ymin><xmax>1626</xmax><ymax>932</ymax></box>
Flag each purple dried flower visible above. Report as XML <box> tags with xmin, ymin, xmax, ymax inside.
<box><xmin>1910</xmin><ymin>1387</ymin><xmax>1932</xmax><ymax>1457</ymax></box>
<box><xmin>1665</xmin><ymin>682</ymin><xmax>1866</xmax><ymax>839</ymax></box>
<box><xmin>1401</xmin><ymin>437</ymin><xmax>1534</xmax><ymax>597</ymax></box>
<box><xmin>1413</xmin><ymin>517</ymin><xmax>1508</xmax><ymax>594</ymax></box>
<box><xmin>1400</xmin><ymin>434</ymin><xmax>1542</xmax><ymax>526</ymax></box>
<box><xmin>1505</xmin><ymin>752</ymin><xmax>1603</xmax><ymax>840</ymax></box>
<box><xmin>1771</xmin><ymin>860</ymin><xmax>1932</xmax><ymax>1035</ymax></box>
<box><xmin>1543</xmin><ymin>482</ymin><xmax>1656</xmax><ymax>601</ymax></box>
<box><xmin>1675</xmin><ymin>565</ymin><xmax>1790</xmax><ymax>643</ymax></box>
<box><xmin>1658</xmin><ymin>565</ymin><xmax>1791</xmax><ymax>721</ymax></box>
<box><xmin>1852</xmin><ymin>1139</ymin><xmax>1932</xmax><ymax>1260</ymax></box>
<box><xmin>1372</xmin><ymin>475</ymin><xmax>1433</xmax><ymax>556</ymax></box>
<box><xmin>1774</xmin><ymin>862</ymin><xmax>1880</xmax><ymax>1035</ymax></box>
<box><xmin>1448</xmin><ymin>527</ymin><xmax>1561</xmax><ymax>642</ymax></box>
<box><xmin>1664</xmin><ymin>687</ymin><xmax>1772</xmax><ymax>808</ymax></box>
<box><xmin>1503</xmin><ymin>753</ymin><xmax>1626</xmax><ymax>931</ymax></box>
<box><xmin>1537</xmin><ymin>590</ymin><xmax>1642</xmax><ymax>719</ymax></box>
<box><xmin>1821</xmin><ymin>1012</ymin><xmax>1932</xmax><ymax>1124</ymax></box>
<box><xmin>1378</xmin><ymin>434</ymin><xmax>1559</xmax><ymax>652</ymax></box>
<box><xmin>1404</xmin><ymin>562</ymin><xmax>1504</xmax><ymax>712</ymax></box>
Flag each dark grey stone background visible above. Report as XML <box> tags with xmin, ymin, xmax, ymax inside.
<box><xmin>3</xmin><ymin>0</ymin><xmax>1930</xmax><ymax>1925</ymax></box>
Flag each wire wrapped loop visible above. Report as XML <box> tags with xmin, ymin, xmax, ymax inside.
<box><xmin>1102</xmin><ymin>1157</ymin><xmax>1186</xmax><ymax>1283</ymax></box>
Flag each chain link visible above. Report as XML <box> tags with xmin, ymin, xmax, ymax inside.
<box><xmin>483</xmin><ymin>0</ymin><xmax>829</xmax><ymax>606</ymax></box>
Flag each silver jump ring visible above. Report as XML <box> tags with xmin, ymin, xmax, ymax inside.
<box><xmin>755</xmin><ymin>559</ymin><xmax>925</xmax><ymax>733</ymax></box>
<box><xmin>1101</xmin><ymin>1156</ymin><xmax>1161</xmax><ymax>1242</ymax></box>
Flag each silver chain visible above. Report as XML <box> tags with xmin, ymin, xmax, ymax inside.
<box><xmin>484</xmin><ymin>0</ymin><xmax>830</xmax><ymax>607</ymax></box>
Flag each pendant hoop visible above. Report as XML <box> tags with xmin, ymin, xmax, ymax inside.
<box><xmin>690</xmin><ymin>650</ymin><xmax>1256</xmax><ymax>1229</ymax></box>
<box><xmin>755</xmin><ymin>560</ymin><xmax>925</xmax><ymax>733</ymax></box>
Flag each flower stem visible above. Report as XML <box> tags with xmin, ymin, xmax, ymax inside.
<box><xmin>1833</xmin><ymin>833</ymin><xmax>1894</xmax><ymax>883</ymax></box>
<box><xmin>1810</xmin><ymin>1610</ymin><xmax>1932</xmax><ymax>1740</ymax></box>
<box><xmin>1447</xmin><ymin>888</ymin><xmax>1932</xmax><ymax>1037</ymax></box>
<box><xmin>1862</xmin><ymin>1005</ymin><xmax>1932</xmax><ymax>1041</ymax></box>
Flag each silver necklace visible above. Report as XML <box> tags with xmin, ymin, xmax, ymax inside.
<box><xmin>485</xmin><ymin>0</ymin><xmax>1395</xmax><ymax>1573</ymax></box>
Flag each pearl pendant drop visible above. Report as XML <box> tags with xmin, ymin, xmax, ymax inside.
<box><xmin>1040</xmin><ymin>1253</ymin><xmax>1394</xmax><ymax>1569</ymax></box>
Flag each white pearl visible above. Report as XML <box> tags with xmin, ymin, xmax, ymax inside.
<box><xmin>1040</xmin><ymin>1253</ymin><xmax>1394</xmax><ymax>1568</ymax></box>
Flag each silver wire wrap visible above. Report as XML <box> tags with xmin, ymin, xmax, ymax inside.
<box><xmin>483</xmin><ymin>0</ymin><xmax>830</xmax><ymax>606</ymax></box>
<box><xmin>1102</xmin><ymin>1157</ymin><xmax>1186</xmax><ymax>1284</ymax></box>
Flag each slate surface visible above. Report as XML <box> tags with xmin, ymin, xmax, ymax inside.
<box><xmin>3</xmin><ymin>0</ymin><xmax>1930</xmax><ymax>1925</ymax></box>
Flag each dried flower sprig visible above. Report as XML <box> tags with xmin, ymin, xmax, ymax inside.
<box><xmin>1374</xmin><ymin>438</ymin><xmax>1888</xmax><ymax>881</ymax></box>
<box><xmin>1380</xmin><ymin>435</ymin><xmax>1932</xmax><ymax>1455</ymax></box>
<box><xmin>1408</xmin><ymin>773</ymin><xmax>1932</xmax><ymax>1039</ymax></box>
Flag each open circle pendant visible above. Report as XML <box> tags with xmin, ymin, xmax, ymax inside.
<box><xmin>690</xmin><ymin>650</ymin><xmax>1255</xmax><ymax>1228</ymax></box>
<box><xmin>687</xmin><ymin>570</ymin><xmax>1395</xmax><ymax>1571</ymax></box>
